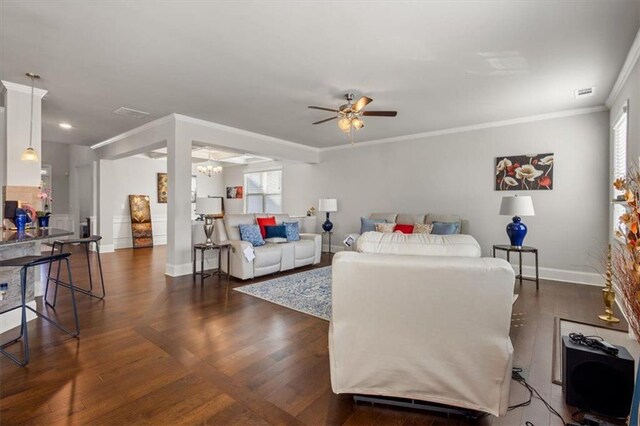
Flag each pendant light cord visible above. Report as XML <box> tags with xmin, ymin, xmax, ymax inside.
<box><xmin>29</xmin><ymin>75</ymin><xmax>35</xmax><ymax>149</ymax></box>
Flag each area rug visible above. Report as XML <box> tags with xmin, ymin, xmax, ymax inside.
<box><xmin>234</xmin><ymin>266</ymin><xmax>332</xmax><ymax>320</ymax></box>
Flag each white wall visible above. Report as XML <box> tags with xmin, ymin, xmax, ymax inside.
<box><xmin>283</xmin><ymin>111</ymin><xmax>610</xmax><ymax>283</ymax></box>
<box><xmin>41</xmin><ymin>141</ymin><xmax>70</xmax><ymax>214</ymax></box>
<box><xmin>109</xmin><ymin>155</ymin><xmax>225</xmax><ymax>249</ymax></box>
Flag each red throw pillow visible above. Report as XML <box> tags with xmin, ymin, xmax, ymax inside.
<box><xmin>394</xmin><ymin>224</ymin><xmax>414</xmax><ymax>234</ymax></box>
<box><xmin>256</xmin><ymin>216</ymin><xmax>276</xmax><ymax>238</ymax></box>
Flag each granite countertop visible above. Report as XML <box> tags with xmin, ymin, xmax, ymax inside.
<box><xmin>0</xmin><ymin>228</ymin><xmax>73</xmax><ymax>246</ymax></box>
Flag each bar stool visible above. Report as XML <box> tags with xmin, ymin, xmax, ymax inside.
<box><xmin>46</xmin><ymin>235</ymin><xmax>105</xmax><ymax>306</ymax></box>
<box><xmin>0</xmin><ymin>252</ymin><xmax>79</xmax><ymax>366</ymax></box>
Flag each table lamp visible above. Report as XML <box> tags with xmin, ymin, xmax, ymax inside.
<box><xmin>318</xmin><ymin>198</ymin><xmax>337</xmax><ymax>232</ymax></box>
<box><xmin>499</xmin><ymin>195</ymin><xmax>535</xmax><ymax>248</ymax></box>
<box><xmin>196</xmin><ymin>197</ymin><xmax>223</xmax><ymax>245</ymax></box>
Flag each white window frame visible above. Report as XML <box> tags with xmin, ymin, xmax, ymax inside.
<box><xmin>244</xmin><ymin>169</ymin><xmax>283</xmax><ymax>214</ymax></box>
<box><xmin>612</xmin><ymin>101</ymin><xmax>628</xmax><ymax>236</ymax></box>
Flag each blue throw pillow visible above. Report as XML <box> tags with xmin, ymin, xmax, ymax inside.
<box><xmin>360</xmin><ymin>217</ymin><xmax>387</xmax><ymax>234</ymax></box>
<box><xmin>238</xmin><ymin>224</ymin><xmax>265</xmax><ymax>246</ymax></box>
<box><xmin>431</xmin><ymin>221</ymin><xmax>460</xmax><ymax>235</ymax></box>
<box><xmin>265</xmin><ymin>225</ymin><xmax>287</xmax><ymax>239</ymax></box>
<box><xmin>283</xmin><ymin>222</ymin><xmax>300</xmax><ymax>241</ymax></box>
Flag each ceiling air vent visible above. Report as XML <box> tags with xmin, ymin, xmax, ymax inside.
<box><xmin>113</xmin><ymin>107</ymin><xmax>150</xmax><ymax>119</ymax></box>
<box><xmin>574</xmin><ymin>87</ymin><xmax>595</xmax><ymax>99</ymax></box>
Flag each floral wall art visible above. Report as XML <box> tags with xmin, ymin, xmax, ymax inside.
<box><xmin>495</xmin><ymin>153</ymin><xmax>553</xmax><ymax>191</ymax></box>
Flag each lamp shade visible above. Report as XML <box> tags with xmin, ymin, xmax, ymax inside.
<box><xmin>499</xmin><ymin>195</ymin><xmax>535</xmax><ymax>216</ymax></box>
<box><xmin>318</xmin><ymin>198</ymin><xmax>337</xmax><ymax>212</ymax></box>
<box><xmin>196</xmin><ymin>197</ymin><xmax>222</xmax><ymax>215</ymax></box>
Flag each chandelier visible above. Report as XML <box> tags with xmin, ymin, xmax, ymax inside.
<box><xmin>196</xmin><ymin>150</ymin><xmax>222</xmax><ymax>177</ymax></box>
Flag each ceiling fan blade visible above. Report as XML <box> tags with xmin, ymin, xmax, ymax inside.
<box><xmin>312</xmin><ymin>116</ymin><xmax>338</xmax><ymax>125</ymax></box>
<box><xmin>362</xmin><ymin>111</ymin><xmax>398</xmax><ymax>117</ymax></box>
<box><xmin>352</xmin><ymin>96</ymin><xmax>373</xmax><ymax>112</ymax></box>
<box><xmin>308</xmin><ymin>106</ymin><xmax>339</xmax><ymax>113</ymax></box>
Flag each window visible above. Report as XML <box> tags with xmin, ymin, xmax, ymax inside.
<box><xmin>244</xmin><ymin>170</ymin><xmax>282</xmax><ymax>214</ymax></box>
<box><xmin>612</xmin><ymin>103</ymin><xmax>628</xmax><ymax>233</ymax></box>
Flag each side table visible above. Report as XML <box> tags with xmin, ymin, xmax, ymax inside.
<box><xmin>492</xmin><ymin>244</ymin><xmax>539</xmax><ymax>290</ymax></box>
<box><xmin>193</xmin><ymin>242</ymin><xmax>231</xmax><ymax>285</ymax></box>
<box><xmin>322</xmin><ymin>231</ymin><xmax>333</xmax><ymax>254</ymax></box>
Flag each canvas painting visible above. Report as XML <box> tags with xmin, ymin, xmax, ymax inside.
<box><xmin>157</xmin><ymin>173</ymin><xmax>168</xmax><ymax>203</ymax></box>
<box><xmin>495</xmin><ymin>153</ymin><xmax>553</xmax><ymax>191</ymax></box>
<box><xmin>227</xmin><ymin>186</ymin><xmax>243</xmax><ymax>199</ymax></box>
<box><xmin>157</xmin><ymin>173</ymin><xmax>197</xmax><ymax>203</ymax></box>
<box><xmin>128</xmin><ymin>195</ymin><xmax>153</xmax><ymax>248</ymax></box>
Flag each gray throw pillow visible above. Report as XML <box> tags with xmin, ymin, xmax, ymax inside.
<box><xmin>360</xmin><ymin>217</ymin><xmax>387</xmax><ymax>234</ymax></box>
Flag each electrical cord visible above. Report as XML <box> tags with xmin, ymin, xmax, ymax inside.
<box><xmin>509</xmin><ymin>368</ymin><xmax>569</xmax><ymax>426</ymax></box>
<box><xmin>568</xmin><ymin>333</ymin><xmax>619</xmax><ymax>356</ymax></box>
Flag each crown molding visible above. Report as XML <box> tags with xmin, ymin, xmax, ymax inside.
<box><xmin>321</xmin><ymin>105</ymin><xmax>608</xmax><ymax>152</ymax></box>
<box><xmin>606</xmin><ymin>28</ymin><xmax>640</xmax><ymax>107</ymax></box>
<box><xmin>174</xmin><ymin>114</ymin><xmax>320</xmax><ymax>153</ymax></box>
<box><xmin>91</xmin><ymin>114</ymin><xmax>174</xmax><ymax>149</ymax></box>
<box><xmin>0</xmin><ymin>81</ymin><xmax>48</xmax><ymax>98</ymax></box>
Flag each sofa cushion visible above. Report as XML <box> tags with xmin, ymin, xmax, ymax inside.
<box><xmin>369</xmin><ymin>213</ymin><xmax>398</xmax><ymax>223</ymax></box>
<box><xmin>374</xmin><ymin>223</ymin><xmax>396</xmax><ymax>233</ymax></box>
<box><xmin>239</xmin><ymin>224</ymin><xmax>265</xmax><ymax>246</ymax></box>
<box><xmin>413</xmin><ymin>223</ymin><xmax>433</xmax><ymax>234</ymax></box>
<box><xmin>431</xmin><ymin>221</ymin><xmax>460</xmax><ymax>235</ymax></box>
<box><xmin>265</xmin><ymin>224</ymin><xmax>287</xmax><ymax>239</ymax></box>
<box><xmin>426</xmin><ymin>214</ymin><xmax>461</xmax><ymax>233</ymax></box>
<box><xmin>360</xmin><ymin>217</ymin><xmax>387</xmax><ymax>234</ymax></box>
<box><xmin>224</xmin><ymin>214</ymin><xmax>256</xmax><ymax>241</ymax></box>
<box><xmin>253</xmin><ymin>243</ymin><xmax>282</xmax><ymax>268</ymax></box>
<box><xmin>396</xmin><ymin>213</ymin><xmax>426</xmax><ymax>225</ymax></box>
<box><xmin>265</xmin><ymin>237</ymin><xmax>287</xmax><ymax>244</ymax></box>
<box><xmin>356</xmin><ymin>232</ymin><xmax>481</xmax><ymax>257</ymax></box>
<box><xmin>394</xmin><ymin>224</ymin><xmax>414</xmax><ymax>234</ymax></box>
<box><xmin>257</xmin><ymin>213</ymin><xmax>292</xmax><ymax>225</ymax></box>
<box><xmin>283</xmin><ymin>222</ymin><xmax>300</xmax><ymax>241</ymax></box>
<box><xmin>256</xmin><ymin>216</ymin><xmax>276</xmax><ymax>238</ymax></box>
<box><xmin>293</xmin><ymin>239</ymin><xmax>315</xmax><ymax>260</ymax></box>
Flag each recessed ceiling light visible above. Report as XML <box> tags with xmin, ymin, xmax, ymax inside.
<box><xmin>59</xmin><ymin>122</ymin><xmax>73</xmax><ymax>129</ymax></box>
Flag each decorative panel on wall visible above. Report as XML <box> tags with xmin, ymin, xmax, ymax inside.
<box><xmin>157</xmin><ymin>173</ymin><xmax>168</xmax><ymax>203</ymax></box>
<box><xmin>128</xmin><ymin>195</ymin><xmax>153</xmax><ymax>248</ymax></box>
<box><xmin>495</xmin><ymin>153</ymin><xmax>553</xmax><ymax>191</ymax></box>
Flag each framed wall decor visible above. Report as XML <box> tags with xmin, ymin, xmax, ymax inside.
<box><xmin>157</xmin><ymin>173</ymin><xmax>168</xmax><ymax>203</ymax></box>
<box><xmin>157</xmin><ymin>173</ymin><xmax>197</xmax><ymax>203</ymax></box>
<box><xmin>226</xmin><ymin>186</ymin><xmax>243</xmax><ymax>199</ymax></box>
<box><xmin>128</xmin><ymin>195</ymin><xmax>153</xmax><ymax>248</ymax></box>
<box><xmin>495</xmin><ymin>153</ymin><xmax>553</xmax><ymax>191</ymax></box>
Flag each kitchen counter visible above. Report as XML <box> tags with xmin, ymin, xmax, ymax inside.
<box><xmin>0</xmin><ymin>227</ymin><xmax>73</xmax><ymax>246</ymax></box>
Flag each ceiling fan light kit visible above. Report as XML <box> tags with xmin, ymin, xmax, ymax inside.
<box><xmin>308</xmin><ymin>93</ymin><xmax>397</xmax><ymax>143</ymax></box>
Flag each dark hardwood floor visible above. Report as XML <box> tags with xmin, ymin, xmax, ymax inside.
<box><xmin>0</xmin><ymin>246</ymin><xmax>626</xmax><ymax>425</ymax></box>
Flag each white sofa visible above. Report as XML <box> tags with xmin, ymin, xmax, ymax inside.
<box><xmin>214</xmin><ymin>213</ymin><xmax>321</xmax><ymax>280</ymax></box>
<box><xmin>329</xmin><ymin>234</ymin><xmax>515</xmax><ymax>416</ymax></box>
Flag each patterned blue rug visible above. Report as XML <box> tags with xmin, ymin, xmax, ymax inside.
<box><xmin>233</xmin><ymin>266</ymin><xmax>331</xmax><ymax>320</ymax></box>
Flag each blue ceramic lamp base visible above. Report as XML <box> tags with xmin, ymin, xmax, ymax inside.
<box><xmin>506</xmin><ymin>216</ymin><xmax>528</xmax><ymax>248</ymax></box>
<box><xmin>322</xmin><ymin>212</ymin><xmax>333</xmax><ymax>232</ymax></box>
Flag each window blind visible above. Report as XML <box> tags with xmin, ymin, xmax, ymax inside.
<box><xmin>612</xmin><ymin>106</ymin><xmax>628</xmax><ymax>233</ymax></box>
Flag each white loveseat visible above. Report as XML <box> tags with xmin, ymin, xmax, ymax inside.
<box><xmin>329</xmin><ymin>233</ymin><xmax>515</xmax><ymax>416</ymax></box>
<box><xmin>213</xmin><ymin>213</ymin><xmax>321</xmax><ymax>280</ymax></box>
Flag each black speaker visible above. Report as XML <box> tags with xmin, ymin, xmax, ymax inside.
<box><xmin>562</xmin><ymin>335</ymin><xmax>635</xmax><ymax>418</ymax></box>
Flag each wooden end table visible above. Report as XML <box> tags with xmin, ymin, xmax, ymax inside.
<box><xmin>492</xmin><ymin>244</ymin><xmax>539</xmax><ymax>290</ymax></box>
<box><xmin>192</xmin><ymin>242</ymin><xmax>231</xmax><ymax>285</ymax></box>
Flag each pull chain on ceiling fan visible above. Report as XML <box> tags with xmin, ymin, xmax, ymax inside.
<box><xmin>308</xmin><ymin>93</ymin><xmax>398</xmax><ymax>144</ymax></box>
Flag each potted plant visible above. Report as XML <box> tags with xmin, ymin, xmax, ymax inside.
<box><xmin>37</xmin><ymin>187</ymin><xmax>53</xmax><ymax>228</ymax></box>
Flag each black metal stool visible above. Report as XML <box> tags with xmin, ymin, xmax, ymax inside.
<box><xmin>46</xmin><ymin>235</ymin><xmax>105</xmax><ymax>305</ymax></box>
<box><xmin>0</xmin><ymin>252</ymin><xmax>79</xmax><ymax>366</ymax></box>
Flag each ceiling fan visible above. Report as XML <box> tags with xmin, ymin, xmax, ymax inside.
<box><xmin>308</xmin><ymin>93</ymin><xmax>397</xmax><ymax>140</ymax></box>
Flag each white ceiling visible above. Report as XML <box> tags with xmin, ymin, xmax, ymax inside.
<box><xmin>1</xmin><ymin>1</ymin><xmax>638</xmax><ymax>149</ymax></box>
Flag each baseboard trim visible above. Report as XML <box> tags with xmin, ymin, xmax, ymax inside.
<box><xmin>165</xmin><ymin>262</ymin><xmax>194</xmax><ymax>277</ymax></box>
<box><xmin>511</xmin><ymin>265</ymin><xmax>603</xmax><ymax>286</ymax></box>
<box><xmin>100</xmin><ymin>244</ymin><xmax>115</xmax><ymax>253</ymax></box>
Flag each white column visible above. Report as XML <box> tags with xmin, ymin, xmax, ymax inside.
<box><xmin>0</xmin><ymin>81</ymin><xmax>47</xmax><ymax>187</ymax></box>
<box><xmin>166</xmin><ymin>122</ymin><xmax>193</xmax><ymax>276</ymax></box>
<box><xmin>97</xmin><ymin>159</ymin><xmax>115</xmax><ymax>252</ymax></box>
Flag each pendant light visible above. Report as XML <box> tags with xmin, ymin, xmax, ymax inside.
<box><xmin>21</xmin><ymin>73</ymin><xmax>40</xmax><ymax>162</ymax></box>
